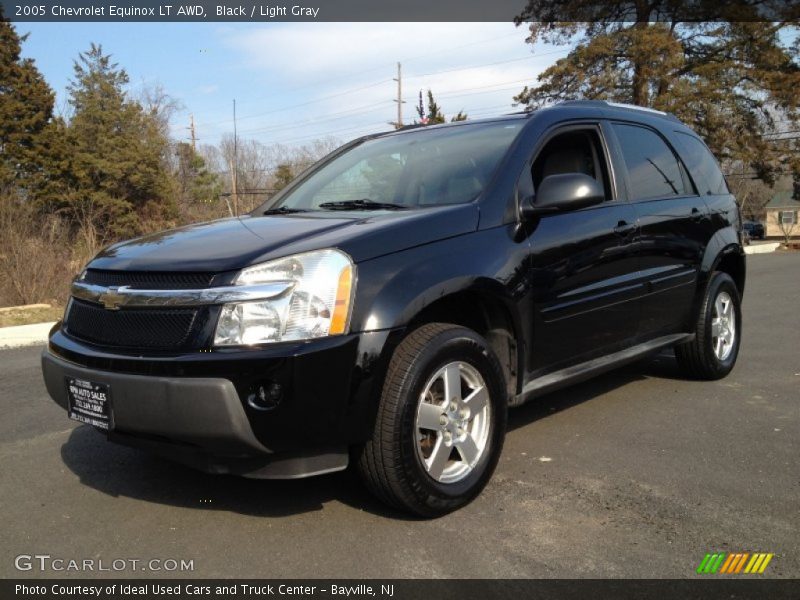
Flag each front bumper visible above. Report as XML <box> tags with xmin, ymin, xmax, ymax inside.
<box><xmin>42</xmin><ymin>349</ymin><xmax>348</xmax><ymax>478</ymax></box>
<box><xmin>42</xmin><ymin>326</ymin><xmax>401</xmax><ymax>478</ymax></box>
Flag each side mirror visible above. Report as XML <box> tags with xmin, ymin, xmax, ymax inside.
<box><xmin>522</xmin><ymin>173</ymin><xmax>605</xmax><ymax>218</ymax></box>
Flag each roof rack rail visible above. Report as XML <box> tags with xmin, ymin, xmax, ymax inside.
<box><xmin>396</xmin><ymin>123</ymin><xmax>427</xmax><ymax>131</ymax></box>
<box><xmin>559</xmin><ymin>100</ymin><xmax>606</xmax><ymax>106</ymax></box>
<box><xmin>604</xmin><ymin>101</ymin><xmax>667</xmax><ymax>115</ymax></box>
<box><xmin>556</xmin><ymin>99</ymin><xmax>677</xmax><ymax>120</ymax></box>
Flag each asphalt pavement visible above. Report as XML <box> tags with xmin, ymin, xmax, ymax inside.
<box><xmin>1</xmin><ymin>253</ymin><xmax>797</xmax><ymax>579</ymax></box>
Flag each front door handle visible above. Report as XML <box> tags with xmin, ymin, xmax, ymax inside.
<box><xmin>614</xmin><ymin>221</ymin><xmax>636</xmax><ymax>236</ymax></box>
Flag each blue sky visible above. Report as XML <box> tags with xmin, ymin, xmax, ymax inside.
<box><xmin>17</xmin><ymin>22</ymin><xmax>566</xmax><ymax>150</ymax></box>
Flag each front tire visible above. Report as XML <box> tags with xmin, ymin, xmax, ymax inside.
<box><xmin>675</xmin><ymin>272</ymin><xmax>742</xmax><ymax>380</ymax></box>
<box><xmin>357</xmin><ymin>323</ymin><xmax>507</xmax><ymax>517</ymax></box>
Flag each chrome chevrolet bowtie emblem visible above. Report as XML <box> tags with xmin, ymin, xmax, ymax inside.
<box><xmin>98</xmin><ymin>286</ymin><xmax>127</xmax><ymax>310</ymax></box>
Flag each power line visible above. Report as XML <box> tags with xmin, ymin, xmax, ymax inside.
<box><xmin>404</xmin><ymin>48</ymin><xmax>568</xmax><ymax>80</ymax></box>
<box><xmin>202</xmin><ymin>75</ymin><xmax>536</xmax><ymax>142</ymax></box>
<box><xmin>214</xmin><ymin>103</ymin><xmax>519</xmax><ymax>156</ymax></box>
<box><xmin>247</xmin><ymin>120</ymin><xmax>392</xmax><ymax>146</ymax></box>
<box><xmin>437</xmin><ymin>80</ymin><xmax>533</xmax><ymax>99</ymax></box>
<box><xmin>233</xmin><ymin>100</ymin><xmax>394</xmax><ymax>137</ymax></box>
<box><xmin>196</xmin><ymin>78</ymin><xmax>393</xmax><ymax>129</ymax></box>
<box><xmin>398</xmin><ymin>30</ymin><xmax>526</xmax><ymax>67</ymax></box>
<box><xmin>195</xmin><ymin>37</ymin><xmax>566</xmax><ymax>131</ymax></box>
<box><xmin>210</xmin><ymin>29</ymin><xmax>526</xmax><ymax>121</ymax></box>
<box><xmin>192</xmin><ymin>36</ymin><xmax>578</xmax><ymax>146</ymax></box>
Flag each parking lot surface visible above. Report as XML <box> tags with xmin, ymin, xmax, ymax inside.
<box><xmin>1</xmin><ymin>254</ymin><xmax>797</xmax><ymax>578</ymax></box>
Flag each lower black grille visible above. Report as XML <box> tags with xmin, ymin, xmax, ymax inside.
<box><xmin>83</xmin><ymin>269</ymin><xmax>217</xmax><ymax>289</ymax></box>
<box><xmin>65</xmin><ymin>299</ymin><xmax>199</xmax><ymax>349</ymax></box>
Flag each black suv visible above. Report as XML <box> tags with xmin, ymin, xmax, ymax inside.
<box><xmin>42</xmin><ymin>101</ymin><xmax>745</xmax><ymax>516</ymax></box>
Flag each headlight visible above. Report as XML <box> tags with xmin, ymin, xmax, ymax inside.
<box><xmin>213</xmin><ymin>249</ymin><xmax>354</xmax><ymax>346</ymax></box>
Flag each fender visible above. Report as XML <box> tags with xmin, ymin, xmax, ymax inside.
<box><xmin>341</xmin><ymin>224</ymin><xmax>531</xmax><ymax>441</ymax></box>
<box><xmin>700</xmin><ymin>226</ymin><xmax>744</xmax><ymax>283</ymax></box>
<box><xmin>691</xmin><ymin>225</ymin><xmax>746</xmax><ymax>324</ymax></box>
<box><xmin>350</xmin><ymin>225</ymin><xmax>529</xmax><ymax>335</ymax></box>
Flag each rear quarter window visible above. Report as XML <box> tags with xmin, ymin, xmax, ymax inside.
<box><xmin>612</xmin><ymin>123</ymin><xmax>687</xmax><ymax>200</ymax></box>
<box><xmin>673</xmin><ymin>132</ymin><xmax>729</xmax><ymax>196</ymax></box>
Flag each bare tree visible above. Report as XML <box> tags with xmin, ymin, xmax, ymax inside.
<box><xmin>726</xmin><ymin>175</ymin><xmax>772</xmax><ymax>223</ymax></box>
<box><xmin>139</xmin><ymin>83</ymin><xmax>183</xmax><ymax>140</ymax></box>
<box><xmin>193</xmin><ymin>135</ymin><xmax>344</xmax><ymax>217</ymax></box>
<box><xmin>774</xmin><ymin>210</ymin><xmax>797</xmax><ymax>245</ymax></box>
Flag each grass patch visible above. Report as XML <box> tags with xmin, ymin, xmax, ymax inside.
<box><xmin>0</xmin><ymin>305</ymin><xmax>64</xmax><ymax>327</ymax></box>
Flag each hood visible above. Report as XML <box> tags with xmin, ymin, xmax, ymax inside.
<box><xmin>88</xmin><ymin>204</ymin><xmax>479</xmax><ymax>273</ymax></box>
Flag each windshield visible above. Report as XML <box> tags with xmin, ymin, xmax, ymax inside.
<box><xmin>260</xmin><ymin>120</ymin><xmax>524</xmax><ymax>213</ymax></box>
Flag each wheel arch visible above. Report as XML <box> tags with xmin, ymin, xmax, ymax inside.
<box><xmin>692</xmin><ymin>227</ymin><xmax>746</xmax><ymax>329</ymax></box>
<box><xmin>404</xmin><ymin>286</ymin><xmax>523</xmax><ymax>400</ymax></box>
<box><xmin>700</xmin><ymin>226</ymin><xmax>746</xmax><ymax>296</ymax></box>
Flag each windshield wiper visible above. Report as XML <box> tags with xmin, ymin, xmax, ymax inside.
<box><xmin>263</xmin><ymin>206</ymin><xmax>309</xmax><ymax>215</ymax></box>
<box><xmin>318</xmin><ymin>199</ymin><xmax>408</xmax><ymax>211</ymax></box>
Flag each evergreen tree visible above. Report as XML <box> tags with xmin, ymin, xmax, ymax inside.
<box><xmin>174</xmin><ymin>142</ymin><xmax>221</xmax><ymax>208</ymax></box>
<box><xmin>53</xmin><ymin>44</ymin><xmax>176</xmax><ymax>237</ymax></box>
<box><xmin>513</xmin><ymin>3</ymin><xmax>800</xmax><ymax>182</ymax></box>
<box><xmin>0</xmin><ymin>13</ymin><xmax>56</xmax><ymax>193</ymax></box>
<box><xmin>415</xmin><ymin>90</ymin><xmax>468</xmax><ymax>125</ymax></box>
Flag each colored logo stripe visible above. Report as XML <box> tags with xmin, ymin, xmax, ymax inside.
<box><xmin>719</xmin><ymin>553</ymin><xmax>748</xmax><ymax>573</ymax></box>
<box><xmin>744</xmin><ymin>553</ymin><xmax>774</xmax><ymax>574</ymax></box>
<box><xmin>697</xmin><ymin>552</ymin><xmax>774</xmax><ymax>574</ymax></box>
<box><xmin>697</xmin><ymin>553</ymin><xmax>726</xmax><ymax>574</ymax></box>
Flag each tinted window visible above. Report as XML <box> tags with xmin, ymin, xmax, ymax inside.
<box><xmin>673</xmin><ymin>132</ymin><xmax>728</xmax><ymax>195</ymax></box>
<box><xmin>613</xmin><ymin>124</ymin><xmax>686</xmax><ymax>200</ymax></box>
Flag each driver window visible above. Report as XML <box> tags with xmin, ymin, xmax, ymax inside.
<box><xmin>532</xmin><ymin>129</ymin><xmax>612</xmax><ymax>201</ymax></box>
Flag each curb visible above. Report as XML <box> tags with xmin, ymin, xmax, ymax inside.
<box><xmin>0</xmin><ymin>322</ymin><xmax>56</xmax><ymax>349</ymax></box>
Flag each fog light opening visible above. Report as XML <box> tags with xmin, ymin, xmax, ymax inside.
<box><xmin>247</xmin><ymin>381</ymin><xmax>283</xmax><ymax>411</ymax></box>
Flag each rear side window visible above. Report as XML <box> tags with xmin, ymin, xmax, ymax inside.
<box><xmin>612</xmin><ymin>123</ymin><xmax>686</xmax><ymax>200</ymax></box>
<box><xmin>673</xmin><ymin>132</ymin><xmax>729</xmax><ymax>195</ymax></box>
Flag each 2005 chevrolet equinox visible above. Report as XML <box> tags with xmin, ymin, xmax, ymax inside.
<box><xmin>42</xmin><ymin>101</ymin><xmax>745</xmax><ymax>516</ymax></box>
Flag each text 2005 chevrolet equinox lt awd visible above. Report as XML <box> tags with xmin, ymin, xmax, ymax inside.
<box><xmin>43</xmin><ymin>101</ymin><xmax>745</xmax><ymax>516</ymax></box>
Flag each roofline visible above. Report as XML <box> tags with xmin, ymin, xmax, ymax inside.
<box><xmin>362</xmin><ymin>99</ymin><xmax>687</xmax><ymax>141</ymax></box>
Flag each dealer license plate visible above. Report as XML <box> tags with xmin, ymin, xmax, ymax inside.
<box><xmin>66</xmin><ymin>377</ymin><xmax>110</xmax><ymax>430</ymax></box>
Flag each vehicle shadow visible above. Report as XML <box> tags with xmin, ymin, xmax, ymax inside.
<box><xmin>60</xmin><ymin>351</ymin><xmax>683</xmax><ymax>519</ymax></box>
<box><xmin>60</xmin><ymin>426</ymin><xmax>408</xmax><ymax>519</ymax></box>
<box><xmin>507</xmin><ymin>349</ymin><xmax>683</xmax><ymax>431</ymax></box>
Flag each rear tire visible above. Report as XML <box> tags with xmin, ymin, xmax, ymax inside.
<box><xmin>675</xmin><ymin>272</ymin><xmax>742</xmax><ymax>380</ymax></box>
<box><xmin>357</xmin><ymin>323</ymin><xmax>507</xmax><ymax>517</ymax></box>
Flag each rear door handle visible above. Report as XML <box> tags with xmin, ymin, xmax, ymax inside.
<box><xmin>614</xmin><ymin>221</ymin><xmax>636</xmax><ymax>236</ymax></box>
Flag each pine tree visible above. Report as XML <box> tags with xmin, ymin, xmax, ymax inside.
<box><xmin>415</xmin><ymin>90</ymin><xmax>468</xmax><ymax>125</ymax></box>
<box><xmin>52</xmin><ymin>44</ymin><xmax>177</xmax><ymax>238</ymax></box>
<box><xmin>513</xmin><ymin>4</ymin><xmax>800</xmax><ymax>183</ymax></box>
<box><xmin>174</xmin><ymin>142</ymin><xmax>221</xmax><ymax>208</ymax></box>
<box><xmin>0</xmin><ymin>13</ymin><xmax>56</xmax><ymax>193</ymax></box>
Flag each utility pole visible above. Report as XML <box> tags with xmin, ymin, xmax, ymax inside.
<box><xmin>228</xmin><ymin>158</ymin><xmax>238</xmax><ymax>218</ymax></box>
<box><xmin>188</xmin><ymin>114</ymin><xmax>197</xmax><ymax>152</ymax></box>
<box><xmin>392</xmin><ymin>62</ymin><xmax>405</xmax><ymax>129</ymax></box>
<box><xmin>232</xmin><ymin>99</ymin><xmax>239</xmax><ymax>216</ymax></box>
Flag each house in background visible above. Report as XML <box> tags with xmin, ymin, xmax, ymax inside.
<box><xmin>765</xmin><ymin>190</ymin><xmax>800</xmax><ymax>239</ymax></box>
